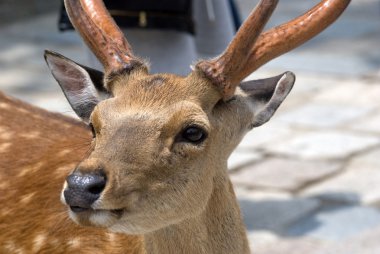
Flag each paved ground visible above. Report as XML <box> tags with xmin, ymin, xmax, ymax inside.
<box><xmin>0</xmin><ymin>0</ymin><xmax>380</xmax><ymax>253</ymax></box>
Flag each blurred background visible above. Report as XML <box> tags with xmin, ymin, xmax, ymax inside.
<box><xmin>0</xmin><ymin>0</ymin><xmax>380</xmax><ymax>253</ymax></box>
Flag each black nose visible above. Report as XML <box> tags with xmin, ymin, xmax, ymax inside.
<box><xmin>64</xmin><ymin>172</ymin><xmax>106</xmax><ymax>212</ymax></box>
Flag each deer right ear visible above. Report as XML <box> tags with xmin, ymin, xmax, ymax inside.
<box><xmin>240</xmin><ymin>71</ymin><xmax>295</xmax><ymax>128</ymax></box>
<box><xmin>44</xmin><ymin>50</ymin><xmax>109</xmax><ymax>123</ymax></box>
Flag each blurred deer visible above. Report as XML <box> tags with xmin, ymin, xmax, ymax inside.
<box><xmin>0</xmin><ymin>0</ymin><xmax>350</xmax><ymax>253</ymax></box>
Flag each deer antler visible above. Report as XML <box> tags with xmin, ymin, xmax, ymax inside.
<box><xmin>197</xmin><ymin>0</ymin><xmax>351</xmax><ymax>100</ymax></box>
<box><xmin>64</xmin><ymin>0</ymin><xmax>145</xmax><ymax>75</ymax></box>
<box><xmin>197</xmin><ymin>0</ymin><xmax>279</xmax><ymax>99</ymax></box>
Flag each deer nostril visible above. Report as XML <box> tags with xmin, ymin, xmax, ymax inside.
<box><xmin>87</xmin><ymin>179</ymin><xmax>106</xmax><ymax>195</ymax></box>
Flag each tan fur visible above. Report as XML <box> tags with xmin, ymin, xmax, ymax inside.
<box><xmin>70</xmin><ymin>69</ymin><xmax>252</xmax><ymax>253</ymax></box>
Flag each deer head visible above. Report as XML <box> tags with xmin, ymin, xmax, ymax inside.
<box><xmin>44</xmin><ymin>0</ymin><xmax>350</xmax><ymax>238</ymax></box>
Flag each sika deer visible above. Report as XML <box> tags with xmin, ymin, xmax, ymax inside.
<box><xmin>0</xmin><ymin>0</ymin><xmax>350</xmax><ymax>253</ymax></box>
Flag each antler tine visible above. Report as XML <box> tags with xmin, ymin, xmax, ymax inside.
<box><xmin>196</xmin><ymin>0</ymin><xmax>279</xmax><ymax>100</ymax></box>
<box><xmin>235</xmin><ymin>0</ymin><xmax>351</xmax><ymax>82</ymax></box>
<box><xmin>64</xmin><ymin>0</ymin><xmax>144</xmax><ymax>75</ymax></box>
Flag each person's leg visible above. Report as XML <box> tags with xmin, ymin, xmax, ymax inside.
<box><xmin>193</xmin><ymin>0</ymin><xmax>235</xmax><ymax>59</ymax></box>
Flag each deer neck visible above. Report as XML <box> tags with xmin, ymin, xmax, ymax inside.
<box><xmin>143</xmin><ymin>171</ymin><xmax>250</xmax><ymax>254</ymax></box>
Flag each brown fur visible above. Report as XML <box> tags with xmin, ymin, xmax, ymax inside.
<box><xmin>0</xmin><ymin>92</ymin><xmax>143</xmax><ymax>253</ymax></box>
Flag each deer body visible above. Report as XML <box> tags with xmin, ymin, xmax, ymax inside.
<box><xmin>0</xmin><ymin>92</ymin><xmax>142</xmax><ymax>253</ymax></box>
<box><xmin>0</xmin><ymin>0</ymin><xmax>350</xmax><ymax>253</ymax></box>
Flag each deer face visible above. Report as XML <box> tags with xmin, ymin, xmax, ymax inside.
<box><xmin>46</xmin><ymin>51</ymin><xmax>294</xmax><ymax>233</ymax></box>
<box><xmin>72</xmin><ymin>72</ymin><xmax>220</xmax><ymax>234</ymax></box>
<box><xmin>46</xmin><ymin>0</ymin><xmax>349</xmax><ymax>235</ymax></box>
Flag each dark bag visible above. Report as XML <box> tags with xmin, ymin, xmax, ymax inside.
<box><xmin>59</xmin><ymin>0</ymin><xmax>194</xmax><ymax>34</ymax></box>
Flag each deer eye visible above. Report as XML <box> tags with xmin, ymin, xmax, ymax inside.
<box><xmin>179</xmin><ymin>126</ymin><xmax>207</xmax><ymax>144</ymax></box>
<box><xmin>89</xmin><ymin>123</ymin><xmax>96</xmax><ymax>138</ymax></box>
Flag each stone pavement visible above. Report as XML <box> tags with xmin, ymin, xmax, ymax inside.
<box><xmin>0</xmin><ymin>1</ymin><xmax>380</xmax><ymax>253</ymax></box>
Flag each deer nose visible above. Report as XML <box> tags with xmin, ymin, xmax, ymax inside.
<box><xmin>64</xmin><ymin>172</ymin><xmax>106</xmax><ymax>212</ymax></box>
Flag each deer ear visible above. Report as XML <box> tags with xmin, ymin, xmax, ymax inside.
<box><xmin>240</xmin><ymin>71</ymin><xmax>295</xmax><ymax>128</ymax></box>
<box><xmin>44</xmin><ymin>50</ymin><xmax>109</xmax><ymax>123</ymax></box>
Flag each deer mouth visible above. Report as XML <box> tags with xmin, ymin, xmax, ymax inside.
<box><xmin>69</xmin><ymin>206</ymin><xmax>124</xmax><ymax>215</ymax></box>
<box><xmin>69</xmin><ymin>206</ymin><xmax>124</xmax><ymax>217</ymax></box>
<box><xmin>70</xmin><ymin>206</ymin><xmax>90</xmax><ymax>213</ymax></box>
<box><xmin>67</xmin><ymin>206</ymin><xmax>125</xmax><ymax>228</ymax></box>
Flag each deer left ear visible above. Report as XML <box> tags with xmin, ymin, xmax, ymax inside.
<box><xmin>44</xmin><ymin>50</ymin><xmax>110</xmax><ymax>123</ymax></box>
<box><xmin>240</xmin><ymin>71</ymin><xmax>295</xmax><ymax>128</ymax></box>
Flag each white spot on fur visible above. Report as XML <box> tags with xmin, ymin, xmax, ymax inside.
<box><xmin>15</xmin><ymin>107</ymin><xmax>28</xmax><ymax>114</ymax></box>
<box><xmin>20</xmin><ymin>131</ymin><xmax>40</xmax><ymax>139</ymax></box>
<box><xmin>4</xmin><ymin>241</ymin><xmax>25</xmax><ymax>254</ymax></box>
<box><xmin>107</xmin><ymin>232</ymin><xmax>117</xmax><ymax>242</ymax></box>
<box><xmin>1</xmin><ymin>207</ymin><xmax>11</xmax><ymax>217</ymax></box>
<box><xmin>0</xmin><ymin>132</ymin><xmax>12</xmax><ymax>140</ymax></box>
<box><xmin>20</xmin><ymin>192</ymin><xmax>36</xmax><ymax>204</ymax></box>
<box><xmin>33</xmin><ymin>234</ymin><xmax>47</xmax><ymax>252</ymax></box>
<box><xmin>49</xmin><ymin>238</ymin><xmax>61</xmax><ymax>247</ymax></box>
<box><xmin>0</xmin><ymin>181</ymin><xmax>9</xmax><ymax>189</ymax></box>
<box><xmin>0</xmin><ymin>126</ymin><xmax>12</xmax><ymax>140</ymax></box>
<box><xmin>0</xmin><ymin>102</ymin><xmax>10</xmax><ymax>109</ymax></box>
<box><xmin>12</xmin><ymin>107</ymin><xmax>31</xmax><ymax>115</ymax></box>
<box><xmin>57</xmin><ymin>149</ymin><xmax>71</xmax><ymax>157</ymax></box>
<box><xmin>17</xmin><ymin>162</ymin><xmax>44</xmax><ymax>177</ymax></box>
<box><xmin>68</xmin><ymin>237</ymin><xmax>81</xmax><ymax>248</ymax></box>
<box><xmin>3</xmin><ymin>241</ymin><xmax>15</xmax><ymax>251</ymax></box>
<box><xmin>0</xmin><ymin>142</ymin><xmax>10</xmax><ymax>152</ymax></box>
